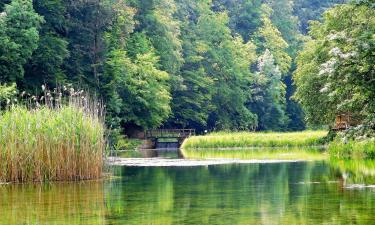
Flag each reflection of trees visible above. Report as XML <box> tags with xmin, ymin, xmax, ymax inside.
<box><xmin>0</xmin><ymin>181</ymin><xmax>105</xmax><ymax>225</ymax></box>
<box><xmin>3</xmin><ymin>162</ymin><xmax>374</xmax><ymax>224</ymax></box>
<box><xmin>105</xmin><ymin>162</ymin><xmax>375</xmax><ymax>224</ymax></box>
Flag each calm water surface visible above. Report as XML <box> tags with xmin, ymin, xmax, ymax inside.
<box><xmin>1</xmin><ymin>158</ymin><xmax>375</xmax><ymax>224</ymax></box>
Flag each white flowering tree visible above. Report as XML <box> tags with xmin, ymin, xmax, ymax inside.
<box><xmin>294</xmin><ymin>2</ymin><xmax>375</xmax><ymax>126</ymax></box>
<box><xmin>249</xmin><ymin>49</ymin><xmax>287</xmax><ymax>130</ymax></box>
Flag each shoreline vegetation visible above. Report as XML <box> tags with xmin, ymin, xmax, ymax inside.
<box><xmin>181</xmin><ymin>131</ymin><xmax>328</xmax><ymax>160</ymax></box>
<box><xmin>181</xmin><ymin>130</ymin><xmax>375</xmax><ymax>160</ymax></box>
<box><xmin>181</xmin><ymin>131</ymin><xmax>328</xmax><ymax>149</ymax></box>
<box><xmin>0</xmin><ymin>88</ymin><xmax>106</xmax><ymax>183</ymax></box>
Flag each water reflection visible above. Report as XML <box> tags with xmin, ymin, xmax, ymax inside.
<box><xmin>0</xmin><ymin>161</ymin><xmax>375</xmax><ymax>224</ymax></box>
<box><xmin>0</xmin><ymin>181</ymin><xmax>105</xmax><ymax>225</ymax></box>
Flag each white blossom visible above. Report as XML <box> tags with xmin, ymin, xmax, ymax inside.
<box><xmin>340</xmin><ymin>51</ymin><xmax>357</xmax><ymax>60</ymax></box>
<box><xmin>327</xmin><ymin>31</ymin><xmax>346</xmax><ymax>41</ymax></box>
<box><xmin>319</xmin><ymin>59</ymin><xmax>337</xmax><ymax>76</ymax></box>
<box><xmin>320</xmin><ymin>83</ymin><xmax>331</xmax><ymax>93</ymax></box>
<box><xmin>329</xmin><ymin>47</ymin><xmax>342</xmax><ymax>57</ymax></box>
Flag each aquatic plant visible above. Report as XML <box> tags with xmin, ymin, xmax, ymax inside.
<box><xmin>0</xmin><ymin>87</ymin><xmax>106</xmax><ymax>183</ymax></box>
<box><xmin>181</xmin><ymin>131</ymin><xmax>328</xmax><ymax>150</ymax></box>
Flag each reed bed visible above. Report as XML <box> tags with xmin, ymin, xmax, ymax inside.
<box><xmin>0</xmin><ymin>87</ymin><xmax>106</xmax><ymax>183</ymax></box>
<box><xmin>181</xmin><ymin>131</ymin><xmax>328</xmax><ymax>150</ymax></box>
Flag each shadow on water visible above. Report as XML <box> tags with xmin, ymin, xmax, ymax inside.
<box><xmin>1</xmin><ymin>160</ymin><xmax>375</xmax><ymax>224</ymax></box>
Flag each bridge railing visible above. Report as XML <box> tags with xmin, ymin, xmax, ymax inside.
<box><xmin>145</xmin><ymin>129</ymin><xmax>195</xmax><ymax>139</ymax></box>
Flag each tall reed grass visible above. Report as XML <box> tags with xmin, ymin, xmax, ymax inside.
<box><xmin>0</xmin><ymin>86</ymin><xmax>106</xmax><ymax>183</ymax></box>
<box><xmin>181</xmin><ymin>131</ymin><xmax>328</xmax><ymax>150</ymax></box>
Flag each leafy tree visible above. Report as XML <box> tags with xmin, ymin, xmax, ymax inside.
<box><xmin>131</xmin><ymin>0</ymin><xmax>184</xmax><ymax>88</ymax></box>
<box><xmin>174</xmin><ymin>0</ymin><xmax>258</xmax><ymax>131</ymax></box>
<box><xmin>21</xmin><ymin>0</ymin><xmax>69</xmax><ymax>91</ymax></box>
<box><xmin>212</xmin><ymin>0</ymin><xmax>262</xmax><ymax>41</ymax></box>
<box><xmin>265</xmin><ymin>0</ymin><xmax>306</xmax><ymax>130</ymax></box>
<box><xmin>294</xmin><ymin>0</ymin><xmax>348</xmax><ymax>34</ymax></box>
<box><xmin>102</xmin><ymin>3</ymin><xmax>171</xmax><ymax>130</ymax></box>
<box><xmin>254</xmin><ymin>5</ymin><xmax>292</xmax><ymax>75</ymax></box>
<box><xmin>104</xmin><ymin>50</ymin><xmax>171</xmax><ymax>129</ymax></box>
<box><xmin>0</xmin><ymin>0</ymin><xmax>43</xmax><ymax>83</ymax></box>
<box><xmin>63</xmin><ymin>0</ymin><xmax>112</xmax><ymax>89</ymax></box>
<box><xmin>294</xmin><ymin>3</ymin><xmax>375</xmax><ymax>126</ymax></box>
<box><xmin>249</xmin><ymin>50</ymin><xmax>287</xmax><ymax>130</ymax></box>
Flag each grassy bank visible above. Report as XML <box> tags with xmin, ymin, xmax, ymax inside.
<box><xmin>328</xmin><ymin>139</ymin><xmax>375</xmax><ymax>159</ymax></box>
<box><xmin>181</xmin><ymin>131</ymin><xmax>328</xmax><ymax>160</ymax></box>
<box><xmin>181</xmin><ymin>131</ymin><xmax>328</xmax><ymax>150</ymax></box>
<box><xmin>0</xmin><ymin>105</ymin><xmax>105</xmax><ymax>183</ymax></box>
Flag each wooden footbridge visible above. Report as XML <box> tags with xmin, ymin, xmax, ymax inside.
<box><xmin>145</xmin><ymin>129</ymin><xmax>195</xmax><ymax>149</ymax></box>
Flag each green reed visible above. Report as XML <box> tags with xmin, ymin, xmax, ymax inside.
<box><xmin>181</xmin><ymin>131</ymin><xmax>328</xmax><ymax>150</ymax></box>
<box><xmin>0</xmin><ymin>88</ymin><xmax>105</xmax><ymax>183</ymax></box>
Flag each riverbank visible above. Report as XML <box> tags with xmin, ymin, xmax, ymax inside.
<box><xmin>328</xmin><ymin>139</ymin><xmax>375</xmax><ymax>159</ymax></box>
<box><xmin>181</xmin><ymin>131</ymin><xmax>327</xmax><ymax>149</ymax></box>
<box><xmin>180</xmin><ymin>131</ymin><xmax>328</xmax><ymax>160</ymax></box>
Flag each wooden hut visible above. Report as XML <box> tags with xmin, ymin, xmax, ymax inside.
<box><xmin>333</xmin><ymin>113</ymin><xmax>361</xmax><ymax>131</ymax></box>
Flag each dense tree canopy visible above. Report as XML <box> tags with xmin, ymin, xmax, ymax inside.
<box><xmin>1</xmin><ymin>0</ymin><xmax>363</xmax><ymax>134</ymax></box>
<box><xmin>294</xmin><ymin>1</ymin><xmax>375</xmax><ymax>126</ymax></box>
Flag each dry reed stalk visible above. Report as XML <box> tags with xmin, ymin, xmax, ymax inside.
<box><xmin>0</xmin><ymin>86</ymin><xmax>106</xmax><ymax>183</ymax></box>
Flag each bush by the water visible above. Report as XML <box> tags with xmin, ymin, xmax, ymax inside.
<box><xmin>0</xmin><ymin>98</ymin><xmax>105</xmax><ymax>183</ymax></box>
<box><xmin>328</xmin><ymin>124</ymin><xmax>375</xmax><ymax>159</ymax></box>
<box><xmin>181</xmin><ymin>131</ymin><xmax>328</xmax><ymax>149</ymax></box>
<box><xmin>329</xmin><ymin>139</ymin><xmax>375</xmax><ymax>160</ymax></box>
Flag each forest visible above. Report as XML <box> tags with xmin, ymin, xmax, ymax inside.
<box><xmin>0</xmin><ymin>0</ymin><xmax>373</xmax><ymax>139</ymax></box>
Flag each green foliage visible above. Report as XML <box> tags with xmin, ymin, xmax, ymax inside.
<box><xmin>4</xmin><ymin>0</ymin><xmax>355</xmax><ymax>134</ymax></box>
<box><xmin>249</xmin><ymin>50</ymin><xmax>287</xmax><ymax>130</ymax></box>
<box><xmin>329</xmin><ymin>139</ymin><xmax>375</xmax><ymax>159</ymax></box>
<box><xmin>104</xmin><ymin>49</ymin><xmax>171</xmax><ymax>129</ymax></box>
<box><xmin>0</xmin><ymin>0</ymin><xmax>43</xmax><ymax>82</ymax></box>
<box><xmin>181</xmin><ymin>130</ymin><xmax>328</xmax><ymax>149</ymax></box>
<box><xmin>254</xmin><ymin>5</ymin><xmax>292</xmax><ymax>75</ymax></box>
<box><xmin>212</xmin><ymin>0</ymin><xmax>262</xmax><ymax>41</ymax></box>
<box><xmin>22</xmin><ymin>0</ymin><xmax>69</xmax><ymax>90</ymax></box>
<box><xmin>294</xmin><ymin>0</ymin><xmax>348</xmax><ymax>34</ymax></box>
<box><xmin>294</xmin><ymin>3</ymin><xmax>375</xmax><ymax>126</ymax></box>
<box><xmin>0</xmin><ymin>83</ymin><xmax>17</xmax><ymax>107</ymax></box>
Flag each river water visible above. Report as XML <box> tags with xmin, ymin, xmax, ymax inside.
<box><xmin>1</xmin><ymin>152</ymin><xmax>375</xmax><ymax>224</ymax></box>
